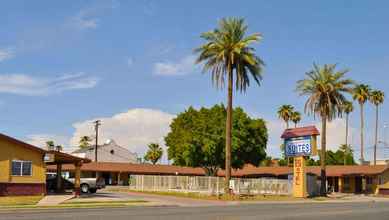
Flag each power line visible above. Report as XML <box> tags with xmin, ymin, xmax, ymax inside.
<box><xmin>93</xmin><ymin>120</ymin><xmax>101</xmax><ymax>162</ymax></box>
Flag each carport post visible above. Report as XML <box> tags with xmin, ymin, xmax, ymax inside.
<box><xmin>56</xmin><ymin>163</ymin><xmax>62</xmax><ymax>192</ymax></box>
<box><xmin>74</xmin><ymin>161</ymin><xmax>82</xmax><ymax>197</ymax></box>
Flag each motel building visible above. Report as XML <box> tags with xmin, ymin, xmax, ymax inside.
<box><xmin>0</xmin><ymin>133</ymin><xmax>89</xmax><ymax>196</ymax></box>
<box><xmin>1</xmin><ymin>132</ymin><xmax>389</xmax><ymax>196</ymax></box>
<box><xmin>48</xmin><ymin>162</ymin><xmax>389</xmax><ymax>195</ymax></box>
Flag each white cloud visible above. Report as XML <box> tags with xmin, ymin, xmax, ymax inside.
<box><xmin>126</xmin><ymin>57</ymin><xmax>134</xmax><ymax>67</ymax></box>
<box><xmin>26</xmin><ymin>134</ymin><xmax>70</xmax><ymax>151</ymax></box>
<box><xmin>265</xmin><ymin>119</ymin><xmax>286</xmax><ymax>158</ymax></box>
<box><xmin>153</xmin><ymin>55</ymin><xmax>197</xmax><ymax>76</ymax></box>
<box><xmin>0</xmin><ymin>72</ymin><xmax>99</xmax><ymax>96</ymax></box>
<box><xmin>71</xmin><ymin>10</ymin><xmax>99</xmax><ymax>30</ymax></box>
<box><xmin>143</xmin><ymin>1</ymin><xmax>157</xmax><ymax>16</ymax></box>
<box><xmin>69</xmin><ymin>1</ymin><xmax>119</xmax><ymax>30</ymax></box>
<box><xmin>70</xmin><ymin>108</ymin><xmax>175</xmax><ymax>161</ymax></box>
<box><xmin>0</xmin><ymin>49</ymin><xmax>14</xmax><ymax>62</ymax></box>
<box><xmin>316</xmin><ymin>118</ymin><xmax>357</xmax><ymax>151</ymax></box>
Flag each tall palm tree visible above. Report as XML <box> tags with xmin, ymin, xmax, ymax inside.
<box><xmin>144</xmin><ymin>143</ymin><xmax>163</xmax><ymax>165</ymax></box>
<box><xmin>45</xmin><ymin>141</ymin><xmax>55</xmax><ymax>151</ymax></box>
<box><xmin>343</xmin><ymin>101</ymin><xmax>354</xmax><ymax>146</ymax></box>
<box><xmin>277</xmin><ymin>105</ymin><xmax>294</xmax><ymax>128</ymax></box>
<box><xmin>352</xmin><ymin>84</ymin><xmax>371</xmax><ymax>164</ymax></box>
<box><xmin>195</xmin><ymin>17</ymin><xmax>264</xmax><ymax>193</ymax></box>
<box><xmin>290</xmin><ymin>111</ymin><xmax>302</xmax><ymax>128</ymax></box>
<box><xmin>79</xmin><ymin>136</ymin><xmax>92</xmax><ymax>149</ymax></box>
<box><xmin>297</xmin><ymin>63</ymin><xmax>353</xmax><ymax>196</ymax></box>
<box><xmin>369</xmin><ymin>90</ymin><xmax>385</xmax><ymax>165</ymax></box>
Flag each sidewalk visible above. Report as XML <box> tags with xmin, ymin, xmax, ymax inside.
<box><xmin>124</xmin><ymin>191</ymin><xmax>238</xmax><ymax>207</ymax></box>
<box><xmin>120</xmin><ymin>191</ymin><xmax>389</xmax><ymax>206</ymax></box>
<box><xmin>37</xmin><ymin>195</ymin><xmax>74</xmax><ymax>206</ymax></box>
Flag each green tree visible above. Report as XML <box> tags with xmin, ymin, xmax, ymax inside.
<box><xmin>194</xmin><ymin>17</ymin><xmax>264</xmax><ymax>193</ymax></box>
<box><xmin>260</xmin><ymin>156</ymin><xmax>273</xmax><ymax>166</ymax></box>
<box><xmin>278</xmin><ymin>159</ymin><xmax>288</xmax><ymax>166</ymax></box>
<box><xmin>369</xmin><ymin>90</ymin><xmax>385</xmax><ymax>165</ymax></box>
<box><xmin>277</xmin><ymin>105</ymin><xmax>294</xmax><ymax>128</ymax></box>
<box><xmin>144</xmin><ymin>143</ymin><xmax>163</xmax><ymax>165</ymax></box>
<box><xmin>308</xmin><ymin>148</ymin><xmax>355</xmax><ymax>166</ymax></box>
<box><xmin>46</xmin><ymin>141</ymin><xmax>55</xmax><ymax>151</ymax></box>
<box><xmin>297</xmin><ymin>63</ymin><xmax>353</xmax><ymax>196</ymax></box>
<box><xmin>290</xmin><ymin>111</ymin><xmax>302</xmax><ymax>128</ymax></box>
<box><xmin>342</xmin><ymin>101</ymin><xmax>354</xmax><ymax>146</ymax></box>
<box><xmin>166</xmin><ymin>105</ymin><xmax>267</xmax><ymax>176</ymax></box>
<box><xmin>79</xmin><ymin>136</ymin><xmax>92</xmax><ymax>149</ymax></box>
<box><xmin>46</xmin><ymin>140</ymin><xmax>62</xmax><ymax>152</ymax></box>
<box><xmin>352</xmin><ymin>84</ymin><xmax>371</xmax><ymax>163</ymax></box>
<box><xmin>55</xmin><ymin>145</ymin><xmax>63</xmax><ymax>152</ymax></box>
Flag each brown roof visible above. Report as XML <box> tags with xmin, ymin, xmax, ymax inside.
<box><xmin>307</xmin><ymin>165</ymin><xmax>388</xmax><ymax>177</ymax></box>
<box><xmin>46</xmin><ymin>162</ymin><xmax>388</xmax><ymax>177</ymax></box>
<box><xmin>45</xmin><ymin>150</ymin><xmax>91</xmax><ymax>165</ymax></box>
<box><xmin>47</xmin><ymin>162</ymin><xmax>205</xmax><ymax>176</ymax></box>
<box><xmin>281</xmin><ymin>126</ymin><xmax>320</xmax><ymax>139</ymax></box>
<box><xmin>0</xmin><ymin>133</ymin><xmax>46</xmax><ymax>154</ymax></box>
<box><xmin>233</xmin><ymin>164</ymin><xmax>388</xmax><ymax>177</ymax></box>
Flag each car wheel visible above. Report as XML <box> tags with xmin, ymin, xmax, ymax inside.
<box><xmin>89</xmin><ymin>188</ymin><xmax>97</xmax><ymax>193</ymax></box>
<box><xmin>81</xmin><ymin>184</ymin><xmax>89</xmax><ymax>193</ymax></box>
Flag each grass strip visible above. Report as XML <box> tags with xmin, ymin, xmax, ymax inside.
<box><xmin>107</xmin><ymin>188</ymin><xmax>300</xmax><ymax>201</ymax></box>
<box><xmin>63</xmin><ymin>200</ymin><xmax>146</xmax><ymax>204</ymax></box>
<box><xmin>0</xmin><ymin>196</ymin><xmax>43</xmax><ymax>206</ymax></box>
<box><xmin>0</xmin><ymin>201</ymin><xmax>148</xmax><ymax>210</ymax></box>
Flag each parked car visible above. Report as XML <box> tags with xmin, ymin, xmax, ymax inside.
<box><xmin>46</xmin><ymin>175</ymin><xmax>74</xmax><ymax>193</ymax></box>
<box><xmin>46</xmin><ymin>174</ymin><xmax>105</xmax><ymax>194</ymax></box>
<box><xmin>67</xmin><ymin>177</ymin><xmax>105</xmax><ymax>193</ymax></box>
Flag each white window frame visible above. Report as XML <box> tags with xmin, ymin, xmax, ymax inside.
<box><xmin>11</xmin><ymin>160</ymin><xmax>33</xmax><ymax>176</ymax></box>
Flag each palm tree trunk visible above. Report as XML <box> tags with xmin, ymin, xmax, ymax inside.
<box><xmin>345</xmin><ymin>113</ymin><xmax>349</xmax><ymax>165</ymax></box>
<box><xmin>320</xmin><ymin>115</ymin><xmax>327</xmax><ymax>196</ymax></box>
<box><xmin>294</xmin><ymin>122</ymin><xmax>297</xmax><ymax>128</ymax></box>
<box><xmin>286</xmin><ymin>121</ymin><xmax>289</xmax><ymax>129</ymax></box>
<box><xmin>224</xmin><ymin>65</ymin><xmax>233</xmax><ymax>194</ymax></box>
<box><xmin>374</xmin><ymin>105</ymin><xmax>379</xmax><ymax>166</ymax></box>
<box><xmin>360</xmin><ymin>103</ymin><xmax>364</xmax><ymax>164</ymax></box>
<box><xmin>345</xmin><ymin>113</ymin><xmax>349</xmax><ymax>146</ymax></box>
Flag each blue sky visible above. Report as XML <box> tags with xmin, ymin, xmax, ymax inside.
<box><xmin>1</xmin><ymin>0</ymin><xmax>389</xmax><ymax>162</ymax></box>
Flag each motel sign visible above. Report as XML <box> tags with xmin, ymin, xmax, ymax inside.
<box><xmin>281</xmin><ymin>126</ymin><xmax>319</xmax><ymax>198</ymax></box>
<box><xmin>284</xmin><ymin>136</ymin><xmax>313</xmax><ymax>157</ymax></box>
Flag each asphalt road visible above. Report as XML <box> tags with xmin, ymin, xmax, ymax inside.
<box><xmin>1</xmin><ymin>202</ymin><xmax>389</xmax><ymax>220</ymax></box>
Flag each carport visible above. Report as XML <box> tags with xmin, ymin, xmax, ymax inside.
<box><xmin>44</xmin><ymin>150</ymin><xmax>91</xmax><ymax>196</ymax></box>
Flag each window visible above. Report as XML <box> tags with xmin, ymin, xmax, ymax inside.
<box><xmin>343</xmin><ymin>177</ymin><xmax>350</xmax><ymax>191</ymax></box>
<box><xmin>366</xmin><ymin>176</ymin><xmax>373</xmax><ymax>185</ymax></box>
<box><xmin>11</xmin><ymin>160</ymin><xmax>32</xmax><ymax>176</ymax></box>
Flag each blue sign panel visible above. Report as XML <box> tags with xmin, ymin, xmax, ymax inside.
<box><xmin>284</xmin><ymin>136</ymin><xmax>312</xmax><ymax>157</ymax></box>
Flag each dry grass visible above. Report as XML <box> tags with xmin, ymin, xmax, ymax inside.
<box><xmin>108</xmin><ymin>188</ymin><xmax>300</xmax><ymax>201</ymax></box>
<box><xmin>63</xmin><ymin>200</ymin><xmax>147</xmax><ymax>204</ymax></box>
<box><xmin>0</xmin><ymin>196</ymin><xmax>43</xmax><ymax>206</ymax></box>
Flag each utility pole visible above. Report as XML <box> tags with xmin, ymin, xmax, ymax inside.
<box><xmin>94</xmin><ymin>120</ymin><xmax>101</xmax><ymax>162</ymax></box>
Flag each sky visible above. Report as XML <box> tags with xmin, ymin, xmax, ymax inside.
<box><xmin>1</xmin><ymin>0</ymin><xmax>389</xmax><ymax>163</ymax></box>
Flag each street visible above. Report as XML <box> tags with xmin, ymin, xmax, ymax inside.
<box><xmin>1</xmin><ymin>201</ymin><xmax>388</xmax><ymax>220</ymax></box>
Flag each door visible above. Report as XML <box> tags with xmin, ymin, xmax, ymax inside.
<box><xmin>355</xmin><ymin>176</ymin><xmax>362</xmax><ymax>193</ymax></box>
<box><xmin>334</xmin><ymin>177</ymin><xmax>339</xmax><ymax>192</ymax></box>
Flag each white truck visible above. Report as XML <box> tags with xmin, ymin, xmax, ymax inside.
<box><xmin>67</xmin><ymin>177</ymin><xmax>106</xmax><ymax>193</ymax></box>
<box><xmin>46</xmin><ymin>173</ymin><xmax>106</xmax><ymax>194</ymax></box>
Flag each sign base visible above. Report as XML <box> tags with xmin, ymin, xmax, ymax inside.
<box><xmin>293</xmin><ymin>156</ymin><xmax>307</xmax><ymax>198</ymax></box>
